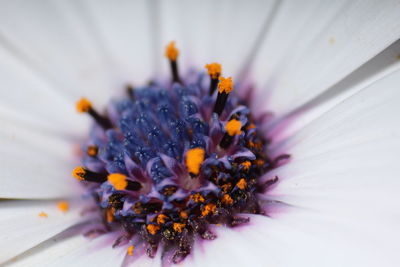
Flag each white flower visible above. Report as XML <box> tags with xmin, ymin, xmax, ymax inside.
<box><xmin>1</xmin><ymin>0</ymin><xmax>400</xmax><ymax>266</ymax></box>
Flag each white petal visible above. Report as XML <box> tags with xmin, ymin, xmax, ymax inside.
<box><xmin>252</xmin><ymin>0</ymin><xmax>400</xmax><ymax>117</ymax></box>
<box><xmin>73</xmin><ymin>0</ymin><xmax>154</xmax><ymax>85</ymax></box>
<box><xmin>7</xmin><ymin>233</ymin><xmax>126</xmax><ymax>267</ymax></box>
<box><xmin>0</xmin><ymin>46</ymin><xmax>88</xmax><ymax>137</ymax></box>
<box><xmin>262</xmin><ymin>68</ymin><xmax>400</xmax><ymax>265</ymax></box>
<box><xmin>0</xmin><ymin>199</ymin><xmax>95</xmax><ymax>264</ymax></box>
<box><xmin>0</xmin><ymin>0</ymin><xmax>150</xmax><ymax>106</ymax></box>
<box><xmin>158</xmin><ymin>0</ymin><xmax>277</xmax><ymax>77</ymax></box>
<box><xmin>270</xmin><ymin>39</ymin><xmax>400</xmax><ymax>143</ymax></box>
<box><xmin>0</xmin><ymin>110</ymin><xmax>83</xmax><ymax>199</ymax></box>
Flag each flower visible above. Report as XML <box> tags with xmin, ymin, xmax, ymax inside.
<box><xmin>1</xmin><ymin>1</ymin><xmax>400</xmax><ymax>267</ymax></box>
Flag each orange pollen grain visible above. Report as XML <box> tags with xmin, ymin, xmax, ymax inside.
<box><xmin>72</xmin><ymin>166</ymin><xmax>85</xmax><ymax>181</ymax></box>
<box><xmin>165</xmin><ymin>41</ymin><xmax>179</xmax><ymax>61</ymax></box>
<box><xmin>201</xmin><ymin>203</ymin><xmax>216</xmax><ymax>217</ymax></box>
<box><xmin>241</xmin><ymin>161</ymin><xmax>251</xmax><ymax>171</ymax></box>
<box><xmin>157</xmin><ymin>214</ymin><xmax>168</xmax><ymax>224</ymax></box>
<box><xmin>57</xmin><ymin>201</ymin><xmax>69</xmax><ymax>213</ymax></box>
<box><xmin>38</xmin><ymin>212</ymin><xmax>48</xmax><ymax>218</ymax></box>
<box><xmin>87</xmin><ymin>145</ymin><xmax>98</xmax><ymax>156</ymax></box>
<box><xmin>146</xmin><ymin>224</ymin><xmax>160</xmax><ymax>235</ymax></box>
<box><xmin>225</xmin><ymin>119</ymin><xmax>242</xmax><ymax>136</ymax></box>
<box><xmin>185</xmin><ymin>148</ymin><xmax>205</xmax><ymax>175</ymax></box>
<box><xmin>173</xmin><ymin>223</ymin><xmax>186</xmax><ymax>233</ymax></box>
<box><xmin>221</xmin><ymin>183</ymin><xmax>232</xmax><ymax>193</ymax></box>
<box><xmin>108</xmin><ymin>173</ymin><xmax>128</xmax><ymax>190</ymax></box>
<box><xmin>205</xmin><ymin>63</ymin><xmax>222</xmax><ymax>79</ymax></box>
<box><xmin>190</xmin><ymin>193</ymin><xmax>205</xmax><ymax>203</ymax></box>
<box><xmin>221</xmin><ymin>194</ymin><xmax>234</xmax><ymax>205</ymax></box>
<box><xmin>180</xmin><ymin>211</ymin><xmax>188</xmax><ymax>219</ymax></box>
<box><xmin>218</xmin><ymin>76</ymin><xmax>234</xmax><ymax>94</ymax></box>
<box><xmin>76</xmin><ymin>97</ymin><xmax>92</xmax><ymax>113</ymax></box>
<box><xmin>127</xmin><ymin>245</ymin><xmax>135</xmax><ymax>256</ymax></box>
<box><xmin>236</xmin><ymin>178</ymin><xmax>247</xmax><ymax>190</ymax></box>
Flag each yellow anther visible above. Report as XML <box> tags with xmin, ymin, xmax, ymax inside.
<box><xmin>108</xmin><ymin>173</ymin><xmax>128</xmax><ymax>190</ymax></box>
<box><xmin>173</xmin><ymin>223</ymin><xmax>186</xmax><ymax>233</ymax></box>
<box><xmin>157</xmin><ymin>214</ymin><xmax>168</xmax><ymax>224</ymax></box>
<box><xmin>127</xmin><ymin>245</ymin><xmax>135</xmax><ymax>256</ymax></box>
<box><xmin>201</xmin><ymin>203</ymin><xmax>216</xmax><ymax>217</ymax></box>
<box><xmin>165</xmin><ymin>41</ymin><xmax>179</xmax><ymax>61</ymax></box>
<box><xmin>72</xmin><ymin>166</ymin><xmax>85</xmax><ymax>181</ymax></box>
<box><xmin>146</xmin><ymin>224</ymin><xmax>160</xmax><ymax>235</ymax></box>
<box><xmin>87</xmin><ymin>145</ymin><xmax>98</xmax><ymax>156</ymax></box>
<box><xmin>190</xmin><ymin>193</ymin><xmax>205</xmax><ymax>203</ymax></box>
<box><xmin>205</xmin><ymin>63</ymin><xmax>222</xmax><ymax>79</ymax></box>
<box><xmin>236</xmin><ymin>178</ymin><xmax>247</xmax><ymax>190</ymax></box>
<box><xmin>38</xmin><ymin>212</ymin><xmax>48</xmax><ymax>218</ymax></box>
<box><xmin>221</xmin><ymin>194</ymin><xmax>234</xmax><ymax>205</ymax></box>
<box><xmin>185</xmin><ymin>148</ymin><xmax>205</xmax><ymax>175</ymax></box>
<box><xmin>57</xmin><ymin>201</ymin><xmax>69</xmax><ymax>213</ymax></box>
<box><xmin>76</xmin><ymin>97</ymin><xmax>92</xmax><ymax>113</ymax></box>
<box><xmin>218</xmin><ymin>76</ymin><xmax>234</xmax><ymax>94</ymax></box>
<box><xmin>225</xmin><ymin>119</ymin><xmax>242</xmax><ymax>136</ymax></box>
<box><xmin>241</xmin><ymin>161</ymin><xmax>251</xmax><ymax>171</ymax></box>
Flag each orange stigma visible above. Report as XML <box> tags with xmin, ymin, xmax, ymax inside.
<box><xmin>108</xmin><ymin>173</ymin><xmax>128</xmax><ymax>190</ymax></box>
<box><xmin>205</xmin><ymin>63</ymin><xmax>222</xmax><ymax>79</ymax></box>
<box><xmin>190</xmin><ymin>193</ymin><xmax>205</xmax><ymax>203</ymax></box>
<box><xmin>57</xmin><ymin>201</ymin><xmax>69</xmax><ymax>212</ymax></box>
<box><xmin>165</xmin><ymin>41</ymin><xmax>179</xmax><ymax>61</ymax></box>
<box><xmin>225</xmin><ymin>119</ymin><xmax>242</xmax><ymax>136</ymax></box>
<box><xmin>185</xmin><ymin>148</ymin><xmax>205</xmax><ymax>175</ymax></box>
<box><xmin>218</xmin><ymin>76</ymin><xmax>234</xmax><ymax>94</ymax></box>
<box><xmin>76</xmin><ymin>97</ymin><xmax>92</xmax><ymax>113</ymax></box>
<box><xmin>72</xmin><ymin>166</ymin><xmax>85</xmax><ymax>181</ymax></box>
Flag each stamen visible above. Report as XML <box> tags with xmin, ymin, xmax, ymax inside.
<box><xmin>205</xmin><ymin>63</ymin><xmax>222</xmax><ymax>95</ymax></box>
<box><xmin>76</xmin><ymin>98</ymin><xmax>112</xmax><ymax>130</ymax></box>
<box><xmin>72</xmin><ymin>166</ymin><xmax>107</xmax><ymax>183</ymax></box>
<box><xmin>201</xmin><ymin>203</ymin><xmax>216</xmax><ymax>217</ymax></box>
<box><xmin>108</xmin><ymin>173</ymin><xmax>142</xmax><ymax>191</ymax></box>
<box><xmin>126</xmin><ymin>84</ymin><xmax>135</xmax><ymax>100</ymax></box>
<box><xmin>57</xmin><ymin>201</ymin><xmax>69</xmax><ymax>213</ymax></box>
<box><xmin>173</xmin><ymin>223</ymin><xmax>186</xmax><ymax>233</ymax></box>
<box><xmin>213</xmin><ymin>76</ymin><xmax>234</xmax><ymax>116</ymax></box>
<box><xmin>236</xmin><ymin>178</ymin><xmax>247</xmax><ymax>190</ymax></box>
<box><xmin>157</xmin><ymin>214</ymin><xmax>168</xmax><ymax>224</ymax></box>
<box><xmin>165</xmin><ymin>41</ymin><xmax>181</xmax><ymax>83</ymax></box>
<box><xmin>185</xmin><ymin>148</ymin><xmax>205</xmax><ymax>176</ymax></box>
<box><xmin>147</xmin><ymin>224</ymin><xmax>160</xmax><ymax>235</ymax></box>
<box><xmin>220</xmin><ymin>119</ymin><xmax>242</xmax><ymax>149</ymax></box>
<box><xmin>221</xmin><ymin>194</ymin><xmax>234</xmax><ymax>205</ymax></box>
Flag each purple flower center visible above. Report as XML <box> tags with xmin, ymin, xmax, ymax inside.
<box><xmin>72</xmin><ymin>43</ymin><xmax>287</xmax><ymax>264</ymax></box>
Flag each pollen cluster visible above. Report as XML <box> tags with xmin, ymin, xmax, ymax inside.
<box><xmin>73</xmin><ymin>42</ymin><xmax>285</xmax><ymax>264</ymax></box>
